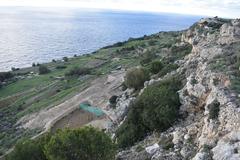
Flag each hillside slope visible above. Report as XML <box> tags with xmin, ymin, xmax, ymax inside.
<box><xmin>0</xmin><ymin>23</ymin><xmax>184</xmax><ymax>155</ymax></box>
<box><xmin>1</xmin><ymin>17</ymin><xmax>240</xmax><ymax>160</ymax></box>
<box><xmin>114</xmin><ymin>18</ymin><xmax>240</xmax><ymax>160</ymax></box>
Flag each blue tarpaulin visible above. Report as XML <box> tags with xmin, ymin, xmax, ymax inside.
<box><xmin>79</xmin><ymin>104</ymin><xmax>105</xmax><ymax>117</ymax></box>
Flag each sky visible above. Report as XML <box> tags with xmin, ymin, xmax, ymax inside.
<box><xmin>0</xmin><ymin>0</ymin><xmax>239</xmax><ymax>18</ymax></box>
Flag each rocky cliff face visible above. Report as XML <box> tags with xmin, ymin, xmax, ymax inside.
<box><xmin>112</xmin><ymin>18</ymin><xmax>240</xmax><ymax>160</ymax></box>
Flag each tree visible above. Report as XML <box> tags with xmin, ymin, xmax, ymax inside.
<box><xmin>124</xmin><ymin>67</ymin><xmax>149</xmax><ymax>90</ymax></box>
<box><xmin>44</xmin><ymin>127</ymin><xmax>116</xmax><ymax>160</ymax></box>
<box><xmin>39</xmin><ymin>65</ymin><xmax>50</xmax><ymax>74</ymax></box>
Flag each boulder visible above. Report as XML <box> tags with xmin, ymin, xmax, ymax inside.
<box><xmin>145</xmin><ymin>143</ymin><xmax>160</xmax><ymax>155</ymax></box>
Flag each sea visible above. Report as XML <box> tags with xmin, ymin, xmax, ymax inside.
<box><xmin>0</xmin><ymin>7</ymin><xmax>201</xmax><ymax>71</ymax></box>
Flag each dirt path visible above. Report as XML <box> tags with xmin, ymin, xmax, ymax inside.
<box><xmin>18</xmin><ymin>70</ymin><xmax>125</xmax><ymax>132</ymax></box>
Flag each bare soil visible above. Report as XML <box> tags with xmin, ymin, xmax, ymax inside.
<box><xmin>18</xmin><ymin>70</ymin><xmax>125</xmax><ymax>133</ymax></box>
<box><xmin>51</xmin><ymin>108</ymin><xmax>105</xmax><ymax>132</ymax></box>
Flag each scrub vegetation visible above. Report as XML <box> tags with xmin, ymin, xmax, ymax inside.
<box><xmin>0</xmin><ymin>31</ymin><xmax>191</xmax><ymax>155</ymax></box>
<box><xmin>6</xmin><ymin>127</ymin><xmax>116</xmax><ymax>160</ymax></box>
<box><xmin>116</xmin><ymin>77</ymin><xmax>182</xmax><ymax>148</ymax></box>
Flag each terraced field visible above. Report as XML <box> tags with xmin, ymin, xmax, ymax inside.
<box><xmin>0</xmin><ymin>31</ymin><xmax>187</xmax><ymax>155</ymax></box>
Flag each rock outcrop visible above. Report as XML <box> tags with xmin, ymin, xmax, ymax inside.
<box><xmin>114</xmin><ymin>17</ymin><xmax>240</xmax><ymax>160</ymax></box>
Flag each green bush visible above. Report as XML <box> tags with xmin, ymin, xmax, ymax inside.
<box><xmin>148</xmin><ymin>39</ymin><xmax>157</xmax><ymax>46</ymax></box>
<box><xmin>0</xmin><ymin>72</ymin><xmax>14</xmax><ymax>82</ymax></box>
<box><xmin>159</xmin><ymin>135</ymin><xmax>174</xmax><ymax>150</ymax></box>
<box><xmin>208</xmin><ymin>100</ymin><xmax>220</xmax><ymax>120</ymax></box>
<box><xmin>121</xmin><ymin>46</ymin><xmax>135</xmax><ymax>52</ymax></box>
<box><xmin>171</xmin><ymin>43</ymin><xmax>192</xmax><ymax>54</ymax></box>
<box><xmin>150</xmin><ymin>61</ymin><xmax>163</xmax><ymax>74</ymax></box>
<box><xmin>121</xmin><ymin>82</ymin><xmax>128</xmax><ymax>91</ymax></box>
<box><xmin>65</xmin><ymin>66</ymin><xmax>91</xmax><ymax>77</ymax></box>
<box><xmin>124</xmin><ymin>67</ymin><xmax>150</xmax><ymax>90</ymax></box>
<box><xmin>63</xmin><ymin>57</ymin><xmax>69</xmax><ymax>62</ymax></box>
<box><xmin>45</xmin><ymin>127</ymin><xmax>116</xmax><ymax>160</ymax></box>
<box><xmin>6</xmin><ymin>135</ymin><xmax>49</xmax><ymax>160</ymax></box>
<box><xmin>7</xmin><ymin>127</ymin><xmax>116</xmax><ymax>160</ymax></box>
<box><xmin>109</xmin><ymin>95</ymin><xmax>118</xmax><ymax>104</ymax></box>
<box><xmin>11</xmin><ymin>67</ymin><xmax>19</xmax><ymax>71</ymax></box>
<box><xmin>140</xmin><ymin>52</ymin><xmax>156</xmax><ymax>66</ymax></box>
<box><xmin>56</xmin><ymin>65</ymin><xmax>67</xmax><ymax>69</ymax></box>
<box><xmin>158</xmin><ymin>63</ymin><xmax>179</xmax><ymax>77</ymax></box>
<box><xmin>39</xmin><ymin>65</ymin><xmax>50</xmax><ymax>75</ymax></box>
<box><xmin>116</xmin><ymin>77</ymin><xmax>181</xmax><ymax>148</ymax></box>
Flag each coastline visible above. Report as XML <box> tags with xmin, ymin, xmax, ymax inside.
<box><xmin>0</xmin><ymin>30</ymin><xmax>185</xmax><ymax>154</ymax></box>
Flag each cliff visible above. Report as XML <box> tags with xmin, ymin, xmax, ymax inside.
<box><xmin>112</xmin><ymin>18</ymin><xmax>240</xmax><ymax>160</ymax></box>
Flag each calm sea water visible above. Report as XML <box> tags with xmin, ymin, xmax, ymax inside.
<box><xmin>0</xmin><ymin>7</ymin><xmax>201</xmax><ymax>71</ymax></box>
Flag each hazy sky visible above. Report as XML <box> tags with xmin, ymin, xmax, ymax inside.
<box><xmin>0</xmin><ymin>0</ymin><xmax>239</xmax><ymax>18</ymax></box>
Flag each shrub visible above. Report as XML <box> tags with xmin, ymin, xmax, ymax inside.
<box><xmin>158</xmin><ymin>63</ymin><xmax>179</xmax><ymax>77</ymax></box>
<box><xmin>207</xmin><ymin>21</ymin><xmax>223</xmax><ymax>30</ymax></box>
<box><xmin>109</xmin><ymin>95</ymin><xmax>118</xmax><ymax>104</ymax></box>
<box><xmin>124</xmin><ymin>67</ymin><xmax>150</xmax><ymax>90</ymax></box>
<box><xmin>0</xmin><ymin>72</ymin><xmax>14</xmax><ymax>82</ymax></box>
<box><xmin>11</xmin><ymin>67</ymin><xmax>19</xmax><ymax>71</ymax></box>
<box><xmin>150</xmin><ymin>61</ymin><xmax>163</xmax><ymax>74</ymax></box>
<box><xmin>170</xmin><ymin>43</ymin><xmax>192</xmax><ymax>61</ymax></box>
<box><xmin>159</xmin><ymin>135</ymin><xmax>174</xmax><ymax>150</ymax></box>
<box><xmin>6</xmin><ymin>136</ymin><xmax>49</xmax><ymax>160</ymax></box>
<box><xmin>135</xmin><ymin>145</ymin><xmax>144</xmax><ymax>152</ymax></box>
<box><xmin>140</xmin><ymin>52</ymin><xmax>156</xmax><ymax>66</ymax></box>
<box><xmin>121</xmin><ymin>46</ymin><xmax>135</xmax><ymax>52</ymax></box>
<box><xmin>56</xmin><ymin>65</ymin><xmax>67</xmax><ymax>69</ymax></box>
<box><xmin>202</xmin><ymin>144</ymin><xmax>211</xmax><ymax>153</ymax></box>
<box><xmin>63</xmin><ymin>57</ymin><xmax>69</xmax><ymax>62</ymax></box>
<box><xmin>102</xmin><ymin>41</ymin><xmax>124</xmax><ymax>49</ymax></box>
<box><xmin>148</xmin><ymin>39</ymin><xmax>157</xmax><ymax>46</ymax></box>
<box><xmin>44</xmin><ymin>127</ymin><xmax>116</xmax><ymax>160</ymax></box>
<box><xmin>65</xmin><ymin>66</ymin><xmax>91</xmax><ymax>77</ymax></box>
<box><xmin>121</xmin><ymin>82</ymin><xmax>128</xmax><ymax>91</ymax></box>
<box><xmin>39</xmin><ymin>65</ymin><xmax>50</xmax><ymax>75</ymax></box>
<box><xmin>116</xmin><ymin>77</ymin><xmax>181</xmax><ymax>148</ymax></box>
<box><xmin>7</xmin><ymin>127</ymin><xmax>116</xmax><ymax>160</ymax></box>
<box><xmin>191</xmin><ymin>78</ymin><xmax>198</xmax><ymax>85</ymax></box>
<box><xmin>208</xmin><ymin>100</ymin><xmax>220</xmax><ymax>120</ymax></box>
